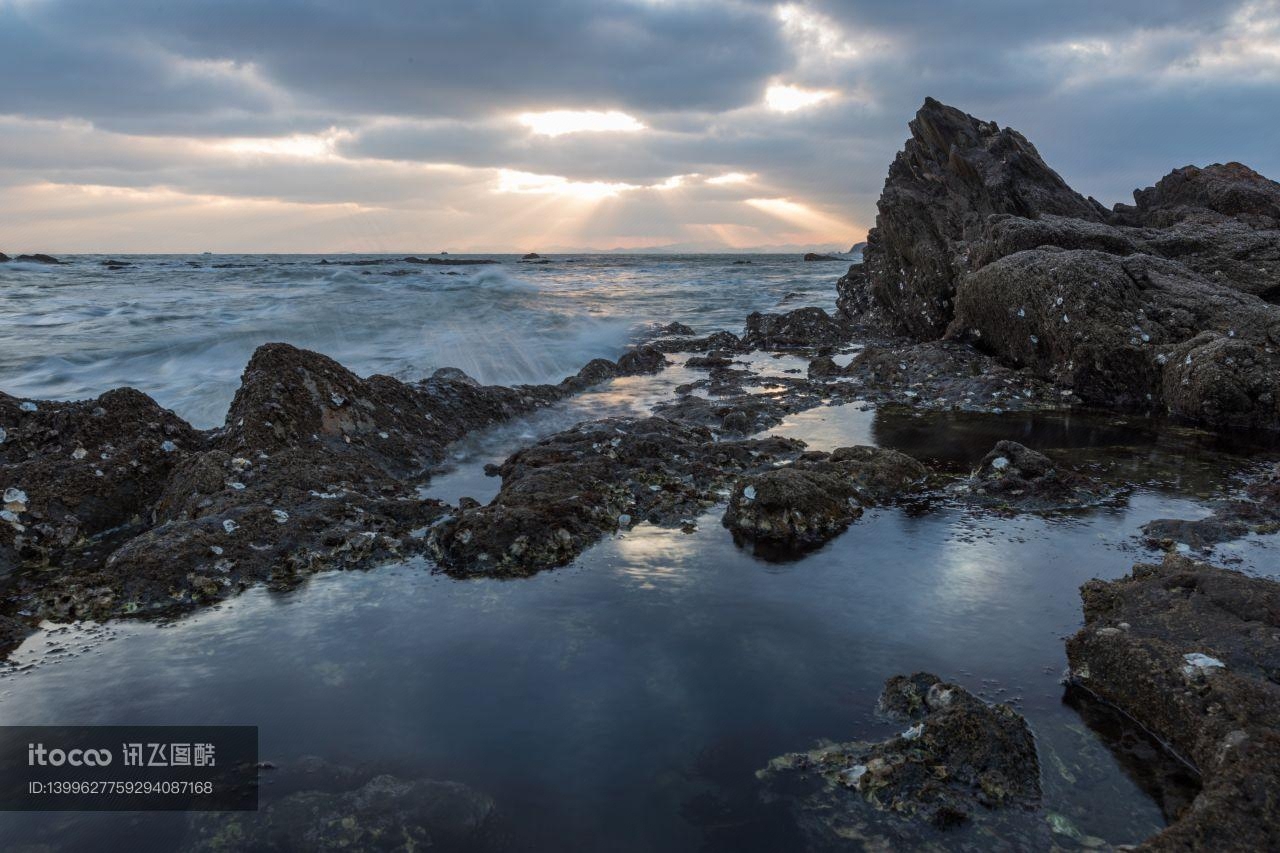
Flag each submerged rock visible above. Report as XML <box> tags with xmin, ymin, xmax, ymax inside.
<box><xmin>723</xmin><ymin>446</ymin><xmax>929</xmax><ymax>551</ymax></box>
<box><xmin>802</xmin><ymin>252</ymin><xmax>842</xmax><ymax>261</ymax></box>
<box><xmin>958</xmin><ymin>440</ymin><xmax>1111</xmax><ymax>511</ymax></box>
<box><xmin>184</xmin><ymin>773</ymin><xmax>499</xmax><ymax>852</ymax></box>
<box><xmin>759</xmin><ymin>673</ymin><xmax>1044</xmax><ymax>848</ymax></box>
<box><xmin>1066</xmin><ymin>554</ymin><xmax>1280</xmax><ymax>851</ymax></box>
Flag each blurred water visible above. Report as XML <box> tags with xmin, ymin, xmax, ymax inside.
<box><xmin>0</xmin><ymin>254</ymin><xmax>844</xmax><ymax>428</ymax></box>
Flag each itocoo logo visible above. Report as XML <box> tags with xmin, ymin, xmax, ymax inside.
<box><xmin>27</xmin><ymin>743</ymin><xmax>113</xmax><ymax>767</ymax></box>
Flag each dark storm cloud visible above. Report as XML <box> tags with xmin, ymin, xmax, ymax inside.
<box><xmin>1</xmin><ymin>0</ymin><xmax>788</xmax><ymax>127</ymax></box>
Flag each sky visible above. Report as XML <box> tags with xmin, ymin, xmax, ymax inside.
<box><xmin>1</xmin><ymin>0</ymin><xmax>1278</xmax><ymax>253</ymax></box>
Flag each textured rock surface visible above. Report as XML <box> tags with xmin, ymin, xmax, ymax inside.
<box><xmin>859</xmin><ymin>97</ymin><xmax>1101</xmax><ymax>340</ymax></box>
<box><xmin>428</xmin><ymin>416</ymin><xmax>805</xmax><ymax>575</ymax></box>
<box><xmin>847</xmin><ymin>98</ymin><xmax>1280</xmax><ymax>429</ymax></box>
<box><xmin>742</xmin><ymin>307</ymin><xmax>851</xmax><ymax>350</ymax></box>
<box><xmin>1066</xmin><ymin>554</ymin><xmax>1280</xmax><ymax>851</ymax></box>
<box><xmin>723</xmin><ymin>446</ymin><xmax>928</xmax><ymax>551</ymax></box>
<box><xmin>759</xmin><ymin>672</ymin><xmax>1044</xmax><ymax>848</ymax></box>
<box><xmin>957</xmin><ymin>440</ymin><xmax>1112</xmax><ymax>511</ymax></box>
<box><xmin>0</xmin><ymin>341</ymin><xmax>663</xmax><ymax>656</ymax></box>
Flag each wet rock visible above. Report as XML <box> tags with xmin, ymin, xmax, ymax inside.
<box><xmin>521</xmin><ymin>252</ymin><xmax>542</xmax><ymax>259</ymax></box>
<box><xmin>654</xmin><ymin>321</ymin><xmax>696</xmax><ymax>337</ymax></box>
<box><xmin>2</xmin><ymin>341</ymin><xmax>659</xmax><ymax>652</ymax></box>
<box><xmin>802</xmin><ymin>252</ymin><xmax>842</xmax><ymax>261</ymax></box>
<box><xmin>1140</xmin><ymin>517</ymin><xmax>1252</xmax><ymax>551</ymax></box>
<box><xmin>428</xmin><ymin>417</ymin><xmax>805</xmax><ymax>575</ymax></box>
<box><xmin>648</xmin><ymin>329</ymin><xmax>743</xmax><ymax>354</ymax></box>
<box><xmin>759</xmin><ymin>673</ymin><xmax>1044</xmax><ymax>847</ymax></box>
<box><xmin>723</xmin><ymin>446</ymin><xmax>928</xmax><ymax>550</ymax></box>
<box><xmin>822</xmin><ymin>340</ymin><xmax>1067</xmax><ymax>412</ymax></box>
<box><xmin>958</xmin><ymin>440</ymin><xmax>1109</xmax><ymax>511</ymax></box>
<box><xmin>0</xmin><ymin>252</ymin><xmax>7</xmax><ymax>262</ymax></box>
<box><xmin>0</xmin><ymin>387</ymin><xmax>201</xmax><ymax>571</ymax></box>
<box><xmin>723</xmin><ymin>468</ymin><xmax>862</xmax><ymax>548</ymax></box>
<box><xmin>684</xmin><ymin>354</ymin><xmax>734</xmax><ymax>369</ymax></box>
<box><xmin>10</xmin><ymin>253</ymin><xmax>63</xmax><ymax>264</ymax></box>
<box><xmin>1066</xmin><ymin>554</ymin><xmax>1280</xmax><ymax>851</ymax></box>
<box><xmin>184</xmin><ymin>774</ymin><xmax>499</xmax><ymax>852</ymax></box>
<box><xmin>615</xmin><ymin>344</ymin><xmax>667</xmax><ymax>376</ymax></box>
<box><xmin>742</xmin><ymin>307</ymin><xmax>851</xmax><ymax>350</ymax></box>
<box><xmin>401</xmin><ymin>256</ymin><xmax>497</xmax><ymax>265</ymax></box>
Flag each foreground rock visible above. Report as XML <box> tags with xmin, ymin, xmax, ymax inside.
<box><xmin>428</xmin><ymin>416</ymin><xmax>805</xmax><ymax>575</ymax></box>
<box><xmin>742</xmin><ymin>307</ymin><xmax>851</xmax><ymax>350</ymax></box>
<box><xmin>759</xmin><ymin>672</ymin><xmax>1045</xmax><ymax>848</ymax></box>
<box><xmin>842</xmin><ymin>97</ymin><xmax>1280</xmax><ymax>430</ymax></box>
<box><xmin>1066</xmin><ymin>554</ymin><xmax>1280</xmax><ymax>851</ymax></box>
<box><xmin>954</xmin><ymin>440</ymin><xmax>1112</xmax><ymax>511</ymax></box>
<box><xmin>0</xmin><ymin>342</ymin><xmax>666</xmax><ymax>657</ymax></box>
<box><xmin>723</xmin><ymin>446</ymin><xmax>928</xmax><ymax>550</ymax></box>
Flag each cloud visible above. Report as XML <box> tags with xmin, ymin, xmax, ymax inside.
<box><xmin>1</xmin><ymin>0</ymin><xmax>1278</xmax><ymax>251</ymax></box>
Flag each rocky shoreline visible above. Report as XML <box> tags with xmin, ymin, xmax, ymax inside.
<box><xmin>4</xmin><ymin>98</ymin><xmax>1280</xmax><ymax>849</ymax></box>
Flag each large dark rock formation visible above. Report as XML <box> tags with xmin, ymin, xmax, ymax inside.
<box><xmin>840</xmin><ymin>98</ymin><xmax>1280</xmax><ymax>430</ymax></box>
<box><xmin>0</xmin><ymin>341</ymin><xmax>667</xmax><ymax>656</ymax></box>
<box><xmin>1067</xmin><ymin>554</ymin><xmax>1280</xmax><ymax>851</ymax></box>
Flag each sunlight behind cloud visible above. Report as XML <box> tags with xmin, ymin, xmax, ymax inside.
<box><xmin>217</xmin><ymin>131</ymin><xmax>350</xmax><ymax>159</ymax></box>
<box><xmin>495</xmin><ymin>169</ymin><xmax>640</xmax><ymax>200</ymax></box>
<box><xmin>765</xmin><ymin>84</ymin><xmax>837</xmax><ymax>113</ymax></box>
<box><xmin>517</xmin><ymin>109</ymin><xmax>646</xmax><ymax>137</ymax></box>
<box><xmin>706</xmin><ymin>172</ymin><xmax>754</xmax><ymax>185</ymax></box>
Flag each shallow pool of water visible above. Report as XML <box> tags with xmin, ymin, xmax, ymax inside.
<box><xmin>2</xmin><ymin>404</ymin><xmax>1277</xmax><ymax>851</ymax></box>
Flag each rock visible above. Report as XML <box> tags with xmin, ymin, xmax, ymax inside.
<box><xmin>849</xmin><ymin>241</ymin><xmax>867</xmax><ymax>255</ymax></box>
<box><xmin>860</xmin><ymin>97</ymin><xmax>1101</xmax><ymax>339</ymax></box>
<box><xmin>850</xmin><ymin>98</ymin><xmax>1280</xmax><ymax>430</ymax></box>
<box><xmin>0</xmin><ymin>252</ymin><xmax>8</xmax><ymax>262</ymax></box>
<box><xmin>1</xmin><ymin>341</ymin><xmax>658</xmax><ymax>652</ymax></box>
<box><xmin>521</xmin><ymin>252</ymin><xmax>542</xmax><ymax>259</ymax></box>
<box><xmin>684</xmin><ymin>355</ymin><xmax>734</xmax><ymax>369</ymax></box>
<box><xmin>960</xmin><ymin>440</ymin><xmax>1109</xmax><ymax>510</ymax></box>
<box><xmin>400</xmin><ymin>256</ymin><xmax>497</xmax><ymax>265</ymax></box>
<box><xmin>821</xmin><ymin>340</ymin><xmax>1066</xmax><ymax>412</ymax></box>
<box><xmin>648</xmin><ymin>330</ymin><xmax>743</xmax><ymax>354</ymax></box>
<box><xmin>615</xmin><ymin>345</ymin><xmax>667</xmax><ymax>376</ymax></box>
<box><xmin>184</xmin><ymin>774</ymin><xmax>499</xmax><ymax>852</ymax></box>
<box><xmin>802</xmin><ymin>252</ymin><xmax>842</xmax><ymax>261</ymax></box>
<box><xmin>1066</xmin><ymin>554</ymin><xmax>1280</xmax><ymax>851</ymax></box>
<box><xmin>0</xmin><ymin>387</ymin><xmax>201</xmax><ymax>572</ymax></box>
<box><xmin>723</xmin><ymin>468</ymin><xmax>862</xmax><ymax>549</ymax></box>
<box><xmin>759</xmin><ymin>673</ymin><xmax>1043</xmax><ymax>847</ymax></box>
<box><xmin>722</xmin><ymin>446</ymin><xmax>928</xmax><ymax>550</ymax></box>
<box><xmin>654</xmin><ymin>321</ymin><xmax>696</xmax><ymax>337</ymax></box>
<box><xmin>742</xmin><ymin>307</ymin><xmax>850</xmax><ymax>350</ymax></box>
<box><xmin>428</xmin><ymin>417</ymin><xmax>805</xmax><ymax>575</ymax></box>
<box><xmin>1118</xmin><ymin>162</ymin><xmax>1280</xmax><ymax>230</ymax></box>
<box><xmin>11</xmin><ymin>253</ymin><xmax>63</xmax><ymax>264</ymax></box>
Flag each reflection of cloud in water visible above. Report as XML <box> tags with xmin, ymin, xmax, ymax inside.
<box><xmin>764</xmin><ymin>401</ymin><xmax>876</xmax><ymax>451</ymax></box>
<box><xmin>609</xmin><ymin>522</ymin><xmax>702</xmax><ymax>591</ymax></box>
